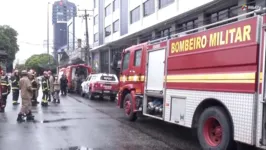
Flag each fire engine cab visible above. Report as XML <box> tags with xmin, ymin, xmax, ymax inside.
<box><xmin>117</xmin><ymin>9</ymin><xmax>266</xmax><ymax>149</ymax></box>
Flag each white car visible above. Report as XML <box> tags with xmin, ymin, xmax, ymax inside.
<box><xmin>81</xmin><ymin>73</ymin><xmax>119</xmax><ymax>101</ymax></box>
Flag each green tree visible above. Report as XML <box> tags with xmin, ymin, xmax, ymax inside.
<box><xmin>0</xmin><ymin>25</ymin><xmax>19</xmax><ymax>66</ymax></box>
<box><xmin>25</xmin><ymin>53</ymin><xmax>56</xmax><ymax>75</ymax></box>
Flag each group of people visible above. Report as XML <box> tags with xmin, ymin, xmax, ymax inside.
<box><xmin>0</xmin><ymin>69</ymin><xmax>69</xmax><ymax>122</ymax></box>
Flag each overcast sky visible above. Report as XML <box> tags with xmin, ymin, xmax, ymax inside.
<box><xmin>0</xmin><ymin>0</ymin><xmax>93</xmax><ymax>64</ymax></box>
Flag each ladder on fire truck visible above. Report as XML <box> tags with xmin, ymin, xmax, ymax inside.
<box><xmin>144</xmin><ymin>7</ymin><xmax>266</xmax><ymax>146</ymax></box>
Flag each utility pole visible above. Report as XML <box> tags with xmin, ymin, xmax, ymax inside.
<box><xmin>47</xmin><ymin>2</ymin><xmax>50</xmax><ymax>65</ymax></box>
<box><xmin>78</xmin><ymin>9</ymin><xmax>93</xmax><ymax>66</ymax></box>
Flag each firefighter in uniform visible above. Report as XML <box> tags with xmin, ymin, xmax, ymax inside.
<box><xmin>48</xmin><ymin>71</ymin><xmax>54</xmax><ymax>102</ymax></box>
<box><xmin>11</xmin><ymin>69</ymin><xmax>20</xmax><ymax>105</ymax></box>
<box><xmin>29</xmin><ymin>70</ymin><xmax>38</xmax><ymax>106</ymax></box>
<box><xmin>33</xmin><ymin>70</ymin><xmax>40</xmax><ymax>103</ymax></box>
<box><xmin>17</xmin><ymin>70</ymin><xmax>34</xmax><ymax>122</ymax></box>
<box><xmin>0</xmin><ymin>70</ymin><xmax>11</xmax><ymax>112</ymax></box>
<box><xmin>41</xmin><ymin>71</ymin><xmax>49</xmax><ymax>106</ymax></box>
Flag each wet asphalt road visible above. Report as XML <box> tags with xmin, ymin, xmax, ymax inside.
<box><xmin>0</xmin><ymin>92</ymin><xmax>258</xmax><ymax>150</ymax></box>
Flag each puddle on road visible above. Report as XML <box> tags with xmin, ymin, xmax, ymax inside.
<box><xmin>28</xmin><ymin>117</ymin><xmax>86</xmax><ymax>124</ymax></box>
<box><xmin>41</xmin><ymin>117</ymin><xmax>86</xmax><ymax>123</ymax></box>
<box><xmin>57</xmin><ymin>146</ymin><xmax>94</xmax><ymax>150</ymax></box>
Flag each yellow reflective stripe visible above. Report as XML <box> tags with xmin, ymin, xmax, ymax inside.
<box><xmin>119</xmin><ymin>72</ymin><xmax>266</xmax><ymax>83</ymax></box>
<box><xmin>12</xmin><ymin>80</ymin><xmax>16</xmax><ymax>83</ymax></box>
<box><xmin>12</xmin><ymin>87</ymin><xmax>19</xmax><ymax>89</ymax></box>
<box><xmin>119</xmin><ymin>75</ymin><xmax>145</xmax><ymax>82</ymax></box>
<box><xmin>166</xmin><ymin>72</ymin><xmax>256</xmax><ymax>83</ymax></box>
<box><xmin>166</xmin><ymin>72</ymin><xmax>255</xmax><ymax>80</ymax></box>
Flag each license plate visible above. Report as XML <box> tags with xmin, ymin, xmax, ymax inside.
<box><xmin>104</xmin><ymin>86</ymin><xmax>112</xmax><ymax>89</ymax></box>
<box><xmin>104</xmin><ymin>90</ymin><xmax>110</xmax><ymax>93</ymax></box>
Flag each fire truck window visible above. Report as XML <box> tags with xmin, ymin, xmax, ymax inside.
<box><xmin>134</xmin><ymin>49</ymin><xmax>142</xmax><ymax>66</ymax></box>
<box><xmin>122</xmin><ymin>52</ymin><xmax>130</xmax><ymax>70</ymax></box>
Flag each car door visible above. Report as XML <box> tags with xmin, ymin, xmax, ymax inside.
<box><xmin>130</xmin><ymin>47</ymin><xmax>143</xmax><ymax>82</ymax></box>
<box><xmin>119</xmin><ymin>51</ymin><xmax>132</xmax><ymax>86</ymax></box>
<box><xmin>84</xmin><ymin>75</ymin><xmax>92</xmax><ymax>93</ymax></box>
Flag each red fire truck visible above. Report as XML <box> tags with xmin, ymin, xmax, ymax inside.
<box><xmin>58</xmin><ymin>64</ymin><xmax>92</xmax><ymax>92</ymax></box>
<box><xmin>117</xmin><ymin>10</ymin><xmax>266</xmax><ymax>149</ymax></box>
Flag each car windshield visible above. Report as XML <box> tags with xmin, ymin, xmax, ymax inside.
<box><xmin>100</xmin><ymin>75</ymin><xmax>116</xmax><ymax>81</ymax></box>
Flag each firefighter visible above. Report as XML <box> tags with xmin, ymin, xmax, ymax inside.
<box><xmin>33</xmin><ymin>71</ymin><xmax>40</xmax><ymax>104</ymax></box>
<box><xmin>29</xmin><ymin>70</ymin><xmax>38</xmax><ymax>106</ymax></box>
<box><xmin>41</xmin><ymin>71</ymin><xmax>49</xmax><ymax>107</ymax></box>
<box><xmin>17</xmin><ymin>70</ymin><xmax>34</xmax><ymax>122</ymax></box>
<box><xmin>0</xmin><ymin>70</ymin><xmax>11</xmax><ymax>112</ymax></box>
<box><xmin>48</xmin><ymin>70</ymin><xmax>54</xmax><ymax>102</ymax></box>
<box><xmin>53</xmin><ymin>75</ymin><xmax>60</xmax><ymax>103</ymax></box>
<box><xmin>11</xmin><ymin>69</ymin><xmax>20</xmax><ymax>105</ymax></box>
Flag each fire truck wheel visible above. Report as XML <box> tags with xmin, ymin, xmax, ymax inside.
<box><xmin>197</xmin><ymin>106</ymin><xmax>233</xmax><ymax>150</ymax></box>
<box><xmin>124</xmin><ymin>94</ymin><xmax>137</xmax><ymax>121</ymax></box>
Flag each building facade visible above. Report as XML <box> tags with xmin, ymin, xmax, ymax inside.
<box><xmin>91</xmin><ymin>0</ymin><xmax>266</xmax><ymax>74</ymax></box>
<box><xmin>52</xmin><ymin>0</ymin><xmax>77</xmax><ymax>62</ymax></box>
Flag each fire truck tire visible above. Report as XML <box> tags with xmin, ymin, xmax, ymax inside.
<box><xmin>124</xmin><ymin>94</ymin><xmax>137</xmax><ymax>121</ymax></box>
<box><xmin>197</xmin><ymin>106</ymin><xmax>233</xmax><ymax>150</ymax></box>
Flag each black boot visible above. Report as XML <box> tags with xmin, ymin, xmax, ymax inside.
<box><xmin>41</xmin><ymin>102</ymin><xmax>48</xmax><ymax>107</ymax></box>
<box><xmin>0</xmin><ymin>107</ymin><xmax>5</xmax><ymax>113</ymax></box>
<box><xmin>53</xmin><ymin>99</ymin><xmax>56</xmax><ymax>103</ymax></box>
<box><xmin>32</xmin><ymin>100</ymin><xmax>36</xmax><ymax>106</ymax></box>
<box><xmin>26</xmin><ymin>111</ymin><xmax>34</xmax><ymax>121</ymax></box>
<box><xmin>57</xmin><ymin>99</ymin><xmax>60</xmax><ymax>104</ymax></box>
<box><xmin>17</xmin><ymin>114</ymin><xmax>24</xmax><ymax>122</ymax></box>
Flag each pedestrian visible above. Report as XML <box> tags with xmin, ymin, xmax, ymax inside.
<box><xmin>41</xmin><ymin>71</ymin><xmax>49</xmax><ymax>107</ymax></box>
<box><xmin>16</xmin><ymin>70</ymin><xmax>34</xmax><ymax>122</ymax></box>
<box><xmin>48</xmin><ymin>71</ymin><xmax>54</xmax><ymax>102</ymax></box>
<box><xmin>10</xmin><ymin>69</ymin><xmax>20</xmax><ymax>105</ymax></box>
<box><xmin>29</xmin><ymin>70</ymin><xmax>38</xmax><ymax>106</ymax></box>
<box><xmin>0</xmin><ymin>70</ymin><xmax>11</xmax><ymax>112</ymax></box>
<box><xmin>53</xmin><ymin>75</ymin><xmax>60</xmax><ymax>103</ymax></box>
<box><xmin>60</xmin><ymin>74</ymin><xmax>68</xmax><ymax>96</ymax></box>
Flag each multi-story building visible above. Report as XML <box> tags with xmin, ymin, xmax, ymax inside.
<box><xmin>91</xmin><ymin>0</ymin><xmax>266</xmax><ymax>73</ymax></box>
<box><xmin>52</xmin><ymin>0</ymin><xmax>77</xmax><ymax>62</ymax></box>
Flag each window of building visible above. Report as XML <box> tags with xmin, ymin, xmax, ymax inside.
<box><xmin>113</xmin><ymin>0</ymin><xmax>119</xmax><ymax>12</ymax></box>
<box><xmin>94</xmin><ymin>15</ymin><xmax>98</xmax><ymax>25</ymax></box>
<box><xmin>94</xmin><ymin>0</ymin><xmax>97</xmax><ymax>8</ymax></box>
<box><xmin>94</xmin><ymin>33</ymin><xmax>99</xmax><ymax>42</ymax></box>
<box><xmin>177</xmin><ymin>19</ymin><xmax>198</xmax><ymax>33</ymax></box>
<box><xmin>130</xmin><ymin>6</ymin><xmax>140</xmax><ymax>24</ymax></box>
<box><xmin>113</xmin><ymin>20</ymin><xmax>119</xmax><ymax>33</ymax></box>
<box><xmin>205</xmin><ymin>5</ymin><xmax>238</xmax><ymax>28</ymax></box>
<box><xmin>122</xmin><ymin>52</ymin><xmax>130</xmax><ymax>70</ymax></box>
<box><xmin>105</xmin><ymin>25</ymin><xmax>111</xmax><ymax>37</ymax></box>
<box><xmin>134</xmin><ymin>49</ymin><xmax>142</xmax><ymax>66</ymax></box>
<box><xmin>159</xmin><ymin>0</ymin><xmax>174</xmax><ymax>9</ymax></box>
<box><xmin>143</xmin><ymin>0</ymin><xmax>155</xmax><ymax>17</ymax></box>
<box><xmin>105</xmin><ymin>4</ymin><xmax>111</xmax><ymax>17</ymax></box>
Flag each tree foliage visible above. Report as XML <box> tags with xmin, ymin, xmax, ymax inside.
<box><xmin>25</xmin><ymin>53</ymin><xmax>56</xmax><ymax>75</ymax></box>
<box><xmin>0</xmin><ymin>25</ymin><xmax>19</xmax><ymax>62</ymax></box>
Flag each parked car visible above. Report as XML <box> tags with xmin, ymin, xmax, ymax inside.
<box><xmin>81</xmin><ymin>73</ymin><xmax>119</xmax><ymax>101</ymax></box>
